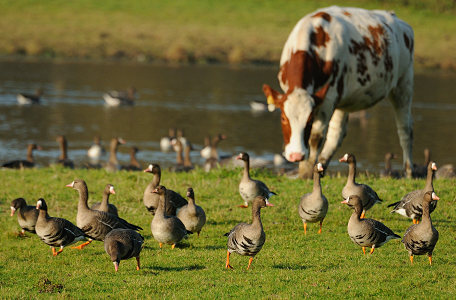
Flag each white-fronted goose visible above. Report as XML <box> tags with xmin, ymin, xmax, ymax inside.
<box><xmin>105</xmin><ymin>137</ymin><xmax>126</xmax><ymax>172</ymax></box>
<box><xmin>160</xmin><ymin>128</ymin><xmax>176</xmax><ymax>152</ymax></box>
<box><xmin>298</xmin><ymin>163</ymin><xmax>328</xmax><ymax>234</ymax></box>
<box><xmin>104</xmin><ymin>228</ymin><xmax>144</xmax><ymax>272</ymax></box>
<box><xmin>388</xmin><ymin>162</ymin><xmax>438</xmax><ymax>223</ymax></box>
<box><xmin>225</xmin><ymin>196</ymin><xmax>272</xmax><ymax>270</ymax></box>
<box><xmin>402</xmin><ymin>191</ymin><xmax>440</xmax><ymax>265</ymax></box>
<box><xmin>200</xmin><ymin>135</ymin><xmax>212</xmax><ymax>159</ymax></box>
<box><xmin>380</xmin><ymin>152</ymin><xmax>402</xmax><ymax>179</ymax></box>
<box><xmin>237</xmin><ymin>152</ymin><xmax>276</xmax><ymax>208</ymax></box>
<box><xmin>143</xmin><ymin>164</ymin><xmax>187</xmax><ymax>215</ymax></box>
<box><xmin>10</xmin><ymin>197</ymin><xmax>39</xmax><ymax>235</ymax></box>
<box><xmin>176</xmin><ymin>188</ymin><xmax>206</xmax><ymax>236</ymax></box>
<box><xmin>342</xmin><ymin>195</ymin><xmax>400</xmax><ymax>255</ymax></box>
<box><xmin>151</xmin><ymin>185</ymin><xmax>192</xmax><ymax>248</ymax></box>
<box><xmin>103</xmin><ymin>87</ymin><xmax>136</xmax><ymax>106</ymax></box>
<box><xmin>339</xmin><ymin>153</ymin><xmax>382</xmax><ymax>218</ymax></box>
<box><xmin>87</xmin><ymin>136</ymin><xmax>105</xmax><ymax>164</ymax></box>
<box><xmin>203</xmin><ymin>134</ymin><xmax>227</xmax><ymax>172</ymax></box>
<box><xmin>91</xmin><ymin>184</ymin><xmax>118</xmax><ymax>216</ymax></box>
<box><xmin>412</xmin><ymin>148</ymin><xmax>431</xmax><ymax>178</ymax></box>
<box><xmin>2</xmin><ymin>143</ymin><xmax>41</xmax><ymax>169</ymax></box>
<box><xmin>56</xmin><ymin>135</ymin><xmax>74</xmax><ymax>169</ymax></box>
<box><xmin>121</xmin><ymin>146</ymin><xmax>141</xmax><ymax>171</ymax></box>
<box><xmin>435</xmin><ymin>163</ymin><xmax>455</xmax><ymax>178</ymax></box>
<box><xmin>17</xmin><ymin>88</ymin><xmax>43</xmax><ymax>105</ymax></box>
<box><xmin>35</xmin><ymin>198</ymin><xmax>89</xmax><ymax>256</ymax></box>
<box><xmin>67</xmin><ymin>179</ymin><xmax>142</xmax><ymax>249</ymax></box>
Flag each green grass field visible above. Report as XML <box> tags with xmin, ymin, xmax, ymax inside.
<box><xmin>1</xmin><ymin>166</ymin><xmax>455</xmax><ymax>298</ymax></box>
<box><xmin>0</xmin><ymin>0</ymin><xmax>455</xmax><ymax>68</ymax></box>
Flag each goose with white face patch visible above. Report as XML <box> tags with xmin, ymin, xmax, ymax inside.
<box><xmin>87</xmin><ymin>136</ymin><xmax>105</xmax><ymax>164</ymax></box>
<box><xmin>91</xmin><ymin>184</ymin><xmax>118</xmax><ymax>216</ymax></box>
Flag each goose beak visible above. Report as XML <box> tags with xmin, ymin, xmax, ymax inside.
<box><xmin>10</xmin><ymin>207</ymin><xmax>16</xmax><ymax>216</ymax></box>
<box><xmin>110</xmin><ymin>187</ymin><xmax>116</xmax><ymax>195</ymax></box>
<box><xmin>113</xmin><ymin>261</ymin><xmax>119</xmax><ymax>272</ymax></box>
<box><xmin>432</xmin><ymin>163</ymin><xmax>438</xmax><ymax>171</ymax></box>
<box><xmin>339</xmin><ymin>154</ymin><xmax>348</xmax><ymax>162</ymax></box>
<box><xmin>265</xmin><ymin>199</ymin><xmax>274</xmax><ymax>207</ymax></box>
<box><xmin>65</xmin><ymin>181</ymin><xmax>75</xmax><ymax>188</ymax></box>
<box><xmin>341</xmin><ymin>199</ymin><xmax>349</xmax><ymax>204</ymax></box>
<box><xmin>152</xmin><ymin>188</ymin><xmax>159</xmax><ymax>194</ymax></box>
<box><xmin>143</xmin><ymin>165</ymin><xmax>153</xmax><ymax>173</ymax></box>
<box><xmin>236</xmin><ymin>154</ymin><xmax>242</xmax><ymax>160</ymax></box>
<box><xmin>36</xmin><ymin>200</ymin><xmax>42</xmax><ymax>210</ymax></box>
<box><xmin>431</xmin><ymin>192</ymin><xmax>440</xmax><ymax>201</ymax></box>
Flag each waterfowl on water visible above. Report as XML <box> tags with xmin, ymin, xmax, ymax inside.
<box><xmin>87</xmin><ymin>136</ymin><xmax>105</xmax><ymax>164</ymax></box>
<box><xmin>412</xmin><ymin>148</ymin><xmax>431</xmax><ymax>178</ymax></box>
<box><xmin>56</xmin><ymin>135</ymin><xmax>74</xmax><ymax>168</ymax></box>
<box><xmin>17</xmin><ymin>88</ymin><xmax>43</xmax><ymax>105</ymax></box>
<box><xmin>91</xmin><ymin>184</ymin><xmax>118</xmax><ymax>216</ymax></box>
<box><xmin>160</xmin><ymin>128</ymin><xmax>176</xmax><ymax>152</ymax></box>
<box><xmin>380</xmin><ymin>152</ymin><xmax>402</xmax><ymax>179</ymax></box>
<box><xmin>105</xmin><ymin>137</ymin><xmax>126</xmax><ymax>172</ymax></box>
<box><xmin>2</xmin><ymin>143</ymin><xmax>41</xmax><ymax>169</ymax></box>
<box><xmin>121</xmin><ymin>146</ymin><xmax>141</xmax><ymax>171</ymax></box>
<box><xmin>103</xmin><ymin>87</ymin><xmax>136</xmax><ymax>106</ymax></box>
<box><xmin>10</xmin><ymin>197</ymin><xmax>39</xmax><ymax>235</ymax></box>
<box><xmin>104</xmin><ymin>228</ymin><xmax>144</xmax><ymax>272</ymax></box>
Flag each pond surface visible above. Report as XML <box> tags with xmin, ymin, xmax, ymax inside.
<box><xmin>0</xmin><ymin>60</ymin><xmax>455</xmax><ymax>173</ymax></box>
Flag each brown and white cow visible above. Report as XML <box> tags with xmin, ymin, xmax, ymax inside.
<box><xmin>264</xmin><ymin>6</ymin><xmax>414</xmax><ymax>178</ymax></box>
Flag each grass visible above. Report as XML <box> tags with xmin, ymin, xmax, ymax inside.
<box><xmin>1</xmin><ymin>166</ymin><xmax>455</xmax><ymax>298</ymax></box>
<box><xmin>0</xmin><ymin>0</ymin><xmax>455</xmax><ymax>68</ymax></box>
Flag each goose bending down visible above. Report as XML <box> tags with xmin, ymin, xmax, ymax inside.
<box><xmin>87</xmin><ymin>136</ymin><xmax>105</xmax><ymax>164</ymax></box>
<box><xmin>341</xmin><ymin>195</ymin><xmax>401</xmax><ymax>255</ymax></box>
<box><xmin>67</xmin><ymin>179</ymin><xmax>142</xmax><ymax>249</ymax></box>
<box><xmin>380</xmin><ymin>152</ymin><xmax>402</xmax><ymax>179</ymax></box>
<box><xmin>298</xmin><ymin>163</ymin><xmax>328</xmax><ymax>234</ymax></box>
<box><xmin>35</xmin><ymin>198</ymin><xmax>90</xmax><ymax>256</ymax></box>
<box><xmin>160</xmin><ymin>128</ymin><xmax>176</xmax><ymax>152</ymax></box>
<box><xmin>339</xmin><ymin>153</ymin><xmax>382</xmax><ymax>218</ymax></box>
<box><xmin>388</xmin><ymin>162</ymin><xmax>438</xmax><ymax>224</ymax></box>
<box><xmin>10</xmin><ymin>197</ymin><xmax>39</xmax><ymax>235</ymax></box>
<box><xmin>56</xmin><ymin>135</ymin><xmax>74</xmax><ymax>168</ymax></box>
<box><xmin>176</xmin><ymin>188</ymin><xmax>206</xmax><ymax>236</ymax></box>
<box><xmin>104</xmin><ymin>228</ymin><xmax>144</xmax><ymax>272</ymax></box>
<box><xmin>17</xmin><ymin>88</ymin><xmax>43</xmax><ymax>105</ymax></box>
<box><xmin>2</xmin><ymin>143</ymin><xmax>41</xmax><ymax>169</ymax></box>
<box><xmin>237</xmin><ymin>152</ymin><xmax>276</xmax><ymax>208</ymax></box>
<box><xmin>143</xmin><ymin>164</ymin><xmax>187</xmax><ymax>215</ymax></box>
<box><xmin>402</xmin><ymin>191</ymin><xmax>440</xmax><ymax>265</ymax></box>
<box><xmin>103</xmin><ymin>87</ymin><xmax>136</xmax><ymax>106</ymax></box>
<box><xmin>121</xmin><ymin>146</ymin><xmax>141</xmax><ymax>171</ymax></box>
<box><xmin>91</xmin><ymin>184</ymin><xmax>118</xmax><ymax>216</ymax></box>
<box><xmin>151</xmin><ymin>186</ymin><xmax>192</xmax><ymax>249</ymax></box>
<box><xmin>105</xmin><ymin>137</ymin><xmax>126</xmax><ymax>172</ymax></box>
<box><xmin>225</xmin><ymin>196</ymin><xmax>272</xmax><ymax>270</ymax></box>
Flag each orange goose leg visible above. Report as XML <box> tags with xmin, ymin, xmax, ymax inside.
<box><xmin>136</xmin><ymin>257</ymin><xmax>141</xmax><ymax>270</ymax></box>
<box><xmin>159</xmin><ymin>243</ymin><xmax>163</xmax><ymax>248</ymax></box>
<box><xmin>72</xmin><ymin>240</ymin><xmax>92</xmax><ymax>250</ymax></box>
<box><xmin>238</xmin><ymin>204</ymin><xmax>249</xmax><ymax>208</ymax></box>
<box><xmin>303</xmin><ymin>223</ymin><xmax>307</xmax><ymax>235</ymax></box>
<box><xmin>225</xmin><ymin>251</ymin><xmax>233</xmax><ymax>269</ymax></box>
<box><xmin>410</xmin><ymin>255</ymin><xmax>414</xmax><ymax>264</ymax></box>
<box><xmin>318</xmin><ymin>221</ymin><xmax>323</xmax><ymax>234</ymax></box>
<box><xmin>171</xmin><ymin>244</ymin><xmax>176</xmax><ymax>249</ymax></box>
<box><xmin>360</xmin><ymin>210</ymin><xmax>366</xmax><ymax>219</ymax></box>
<box><xmin>362</xmin><ymin>247</ymin><xmax>366</xmax><ymax>255</ymax></box>
<box><xmin>246</xmin><ymin>257</ymin><xmax>254</xmax><ymax>270</ymax></box>
<box><xmin>369</xmin><ymin>246</ymin><xmax>375</xmax><ymax>254</ymax></box>
<box><xmin>428</xmin><ymin>255</ymin><xmax>432</xmax><ymax>266</ymax></box>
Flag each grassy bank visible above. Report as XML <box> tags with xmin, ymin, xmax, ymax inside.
<box><xmin>1</xmin><ymin>166</ymin><xmax>455</xmax><ymax>298</ymax></box>
<box><xmin>0</xmin><ymin>0</ymin><xmax>455</xmax><ymax>69</ymax></box>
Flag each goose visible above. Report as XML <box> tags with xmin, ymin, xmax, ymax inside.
<box><xmin>176</xmin><ymin>129</ymin><xmax>187</xmax><ymax>149</ymax></box>
<box><xmin>341</xmin><ymin>195</ymin><xmax>401</xmax><ymax>255</ymax></box>
<box><xmin>35</xmin><ymin>198</ymin><xmax>89</xmax><ymax>256</ymax></box>
<box><xmin>176</xmin><ymin>188</ymin><xmax>206</xmax><ymax>236</ymax></box>
<box><xmin>339</xmin><ymin>153</ymin><xmax>382</xmax><ymax>218</ymax></box>
<box><xmin>103</xmin><ymin>87</ymin><xmax>136</xmax><ymax>106</ymax></box>
<box><xmin>200</xmin><ymin>135</ymin><xmax>212</xmax><ymax>159</ymax></box>
<box><xmin>91</xmin><ymin>184</ymin><xmax>118</xmax><ymax>216</ymax></box>
<box><xmin>2</xmin><ymin>143</ymin><xmax>41</xmax><ymax>169</ymax></box>
<box><xmin>160</xmin><ymin>128</ymin><xmax>176</xmax><ymax>152</ymax></box>
<box><xmin>225</xmin><ymin>196</ymin><xmax>272</xmax><ymax>270</ymax></box>
<box><xmin>412</xmin><ymin>148</ymin><xmax>431</xmax><ymax>178</ymax></box>
<box><xmin>380</xmin><ymin>152</ymin><xmax>402</xmax><ymax>179</ymax></box>
<box><xmin>143</xmin><ymin>163</ymin><xmax>187</xmax><ymax>215</ymax></box>
<box><xmin>203</xmin><ymin>134</ymin><xmax>227</xmax><ymax>172</ymax></box>
<box><xmin>402</xmin><ymin>191</ymin><xmax>439</xmax><ymax>265</ymax></box>
<box><xmin>150</xmin><ymin>185</ymin><xmax>192</xmax><ymax>249</ymax></box>
<box><xmin>104</xmin><ymin>228</ymin><xmax>144</xmax><ymax>272</ymax></box>
<box><xmin>87</xmin><ymin>136</ymin><xmax>105</xmax><ymax>164</ymax></box>
<box><xmin>169</xmin><ymin>138</ymin><xmax>185</xmax><ymax>172</ymax></box>
<box><xmin>121</xmin><ymin>146</ymin><xmax>141</xmax><ymax>171</ymax></box>
<box><xmin>388</xmin><ymin>162</ymin><xmax>438</xmax><ymax>223</ymax></box>
<box><xmin>237</xmin><ymin>152</ymin><xmax>276</xmax><ymax>208</ymax></box>
<box><xmin>10</xmin><ymin>197</ymin><xmax>39</xmax><ymax>235</ymax></box>
<box><xmin>66</xmin><ymin>179</ymin><xmax>142</xmax><ymax>249</ymax></box>
<box><xmin>435</xmin><ymin>163</ymin><xmax>455</xmax><ymax>179</ymax></box>
<box><xmin>17</xmin><ymin>88</ymin><xmax>43</xmax><ymax>105</ymax></box>
<box><xmin>105</xmin><ymin>137</ymin><xmax>126</xmax><ymax>172</ymax></box>
<box><xmin>298</xmin><ymin>163</ymin><xmax>328</xmax><ymax>234</ymax></box>
<box><xmin>56</xmin><ymin>135</ymin><xmax>74</xmax><ymax>168</ymax></box>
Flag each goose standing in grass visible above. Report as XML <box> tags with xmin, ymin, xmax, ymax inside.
<box><xmin>91</xmin><ymin>184</ymin><xmax>118</xmax><ymax>216</ymax></box>
<box><xmin>402</xmin><ymin>191</ymin><xmax>439</xmax><ymax>265</ymax></box>
<box><xmin>237</xmin><ymin>152</ymin><xmax>276</xmax><ymax>208</ymax></box>
<box><xmin>103</xmin><ymin>87</ymin><xmax>136</xmax><ymax>106</ymax></box>
<box><xmin>225</xmin><ymin>196</ymin><xmax>272</xmax><ymax>270</ymax></box>
<box><xmin>104</xmin><ymin>228</ymin><xmax>144</xmax><ymax>272</ymax></box>
<box><xmin>35</xmin><ymin>198</ymin><xmax>90</xmax><ymax>256</ymax></box>
<box><xmin>160</xmin><ymin>128</ymin><xmax>176</xmax><ymax>152</ymax></box>
<box><xmin>380</xmin><ymin>152</ymin><xmax>402</xmax><ymax>179</ymax></box>
<box><xmin>10</xmin><ymin>198</ymin><xmax>39</xmax><ymax>235</ymax></box>
<box><xmin>339</xmin><ymin>153</ymin><xmax>382</xmax><ymax>218</ymax></box>
<box><xmin>121</xmin><ymin>146</ymin><xmax>141</xmax><ymax>171</ymax></box>
<box><xmin>151</xmin><ymin>186</ymin><xmax>192</xmax><ymax>249</ymax></box>
<box><xmin>105</xmin><ymin>137</ymin><xmax>126</xmax><ymax>172</ymax></box>
<box><xmin>143</xmin><ymin>164</ymin><xmax>187</xmax><ymax>215</ymax></box>
<box><xmin>177</xmin><ymin>188</ymin><xmax>206</xmax><ymax>236</ymax></box>
<box><xmin>2</xmin><ymin>143</ymin><xmax>41</xmax><ymax>169</ymax></box>
<box><xmin>67</xmin><ymin>179</ymin><xmax>142</xmax><ymax>249</ymax></box>
<box><xmin>87</xmin><ymin>136</ymin><xmax>105</xmax><ymax>164</ymax></box>
<box><xmin>388</xmin><ymin>162</ymin><xmax>438</xmax><ymax>224</ymax></box>
<box><xmin>17</xmin><ymin>88</ymin><xmax>43</xmax><ymax>105</ymax></box>
<box><xmin>56</xmin><ymin>135</ymin><xmax>74</xmax><ymax>169</ymax></box>
<box><xmin>298</xmin><ymin>163</ymin><xmax>328</xmax><ymax>234</ymax></box>
<box><xmin>341</xmin><ymin>195</ymin><xmax>401</xmax><ymax>255</ymax></box>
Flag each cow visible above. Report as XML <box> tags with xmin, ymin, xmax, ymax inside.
<box><xmin>263</xmin><ymin>6</ymin><xmax>414</xmax><ymax>178</ymax></box>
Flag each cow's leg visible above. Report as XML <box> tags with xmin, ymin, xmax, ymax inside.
<box><xmin>318</xmin><ymin>109</ymin><xmax>349</xmax><ymax>170</ymax></box>
<box><xmin>390</xmin><ymin>68</ymin><xmax>414</xmax><ymax>178</ymax></box>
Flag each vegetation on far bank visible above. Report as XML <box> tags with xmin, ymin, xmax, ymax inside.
<box><xmin>0</xmin><ymin>0</ymin><xmax>455</xmax><ymax>69</ymax></box>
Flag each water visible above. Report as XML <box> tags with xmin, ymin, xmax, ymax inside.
<box><xmin>0</xmin><ymin>60</ymin><xmax>455</xmax><ymax>173</ymax></box>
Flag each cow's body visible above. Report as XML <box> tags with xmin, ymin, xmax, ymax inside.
<box><xmin>264</xmin><ymin>6</ymin><xmax>414</xmax><ymax>178</ymax></box>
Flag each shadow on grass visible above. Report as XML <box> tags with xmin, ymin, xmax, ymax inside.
<box><xmin>202</xmin><ymin>245</ymin><xmax>225</xmax><ymax>250</ymax></box>
<box><xmin>144</xmin><ymin>264</ymin><xmax>206</xmax><ymax>272</ymax></box>
<box><xmin>272</xmin><ymin>264</ymin><xmax>310</xmax><ymax>270</ymax></box>
<box><xmin>207</xmin><ymin>219</ymin><xmax>243</xmax><ymax>226</ymax></box>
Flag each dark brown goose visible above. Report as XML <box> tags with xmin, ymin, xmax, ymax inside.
<box><xmin>105</xmin><ymin>137</ymin><xmax>126</xmax><ymax>172</ymax></box>
<box><xmin>412</xmin><ymin>148</ymin><xmax>431</xmax><ymax>178</ymax></box>
<box><xmin>342</xmin><ymin>195</ymin><xmax>401</xmax><ymax>255</ymax></box>
<box><xmin>298</xmin><ymin>163</ymin><xmax>328</xmax><ymax>234</ymax></box>
<box><xmin>2</xmin><ymin>143</ymin><xmax>41</xmax><ymax>169</ymax></box>
<box><xmin>176</xmin><ymin>188</ymin><xmax>206</xmax><ymax>236</ymax></box>
<box><xmin>402</xmin><ymin>191</ymin><xmax>440</xmax><ymax>265</ymax></box>
<box><xmin>10</xmin><ymin>197</ymin><xmax>39</xmax><ymax>235</ymax></box>
<box><xmin>17</xmin><ymin>88</ymin><xmax>43</xmax><ymax>105</ymax></box>
<box><xmin>35</xmin><ymin>198</ymin><xmax>89</xmax><ymax>256</ymax></box>
<box><xmin>143</xmin><ymin>163</ymin><xmax>187</xmax><ymax>215</ymax></box>
<box><xmin>56</xmin><ymin>135</ymin><xmax>74</xmax><ymax>168</ymax></box>
<box><xmin>237</xmin><ymin>152</ymin><xmax>276</xmax><ymax>208</ymax></box>
<box><xmin>339</xmin><ymin>153</ymin><xmax>382</xmax><ymax>218</ymax></box>
<box><xmin>225</xmin><ymin>196</ymin><xmax>271</xmax><ymax>270</ymax></box>
<box><xmin>388</xmin><ymin>162</ymin><xmax>438</xmax><ymax>223</ymax></box>
<box><xmin>121</xmin><ymin>146</ymin><xmax>141</xmax><ymax>171</ymax></box>
<box><xmin>91</xmin><ymin>184</ymin><xmax>118</xmax><ymax>216</ymax></box>
<box><xmin>380</xmin><ymin>152</ymin><xmax>402</xmax><ymax>179</ymax></box>
<box><xmin>104</xmin><ymin>228</ymin><xmax>144</xmax><ymax>272</ymax></box>
<box><xmin>67</xmin><ymin>179</ymin><xmax>142</xmax><ymax>249</ymax></box>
